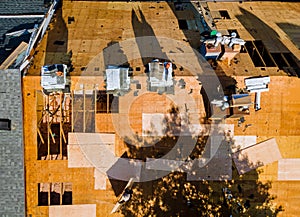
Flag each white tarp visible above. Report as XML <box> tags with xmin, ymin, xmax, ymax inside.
<box><xmin>68</xmin><ymin>133</ymin><xmax>117</xmax><ymax>190</ymax></box>
<box><xmin>232</xmin><ymin>136</ymin><xmax>257</xmax><ymax>153</ymax></box>
<box><xmin>278</xmin><ymin>158</ymin><xmax>300</xmax><ymax>180</ymax></box>
<box><xmin>49</xmin><ymin>204</ymin><xmax>96</xmax><ymax>217</ymax></box>
<box><xmin>233</xmin><ymin>138</ymin><xmax>282</xmax><ymax>174</ymax></box>
<box><xmin>142</xmin><ymin>113</ymin><xmax>165</xmax><ymax>136</ymax></box>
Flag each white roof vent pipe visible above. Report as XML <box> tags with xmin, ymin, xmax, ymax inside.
<box><xmin>214</xmin><ymin>32</ymin><xmax>223</xmax><ymax>47</ymax></box>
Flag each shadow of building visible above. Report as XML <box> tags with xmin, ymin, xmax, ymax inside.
<box><xmin>44</xmin><ymin>2</ymin><xmax>70</xmax><ymax>66</ymax></box>
<box><xmin>237</xmin><ymin>7</ymin><xmax>300</xmax><ymax>77</ymax></box>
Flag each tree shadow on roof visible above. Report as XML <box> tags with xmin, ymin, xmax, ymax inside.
<box><xmin>106</xmin><ymin>102</ymin><xmax>283</xmax><ymax>216</ymax></box>
<box><xmin>119</xmin><ymin>135</ymin><xmax>284</xmax><ymax>216</ymax></box>
<box><xmin>44</xmin><ymin>2</ymin><xmax>70</xmax><ymax>67</ymax></box>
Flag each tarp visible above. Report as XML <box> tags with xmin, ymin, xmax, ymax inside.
<box><xmin>233</xmin><ymin>138</ymin><xmax>282</xmax><ymax>174</ymax></box>
<box><xmin>278</xmin><ymin>159</ymin><xmax>300</xmax><ymax>180</ymax></box>
<box><xmin>49</xmin><ymin>204</ymin><xmax>96</xmax><ymax>217</ymax></box>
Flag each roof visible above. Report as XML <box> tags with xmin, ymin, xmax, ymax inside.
<box><xmin>0</xmin><ymin>0</ymin><xmax>46</xmax><ymax>15</ymax></box>
<box><xmin>0</xmin><ymin>0</ymin><xmax>48</xmax><ymax>65</ymax></box>
<box><xmin>68</xmin><ymin>133</ymin><xmax>117</xmax><ymax>189</ymax></box>
<box><xmin>0</xmin><ymin>69</ymin><xmax>25</xmax><ymax>217</ymax></box>
<box><xmin>0</xmin><ymin>41</ymin><xmax>28</xmax><ymax>69</ymax></box>
<box><xmin>0</xmin><ymin>17</ymin><xmax>43</xmax><ymax>65</ymax></box>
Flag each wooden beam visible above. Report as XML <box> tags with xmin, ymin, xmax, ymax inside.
<box><xmin>60</xmin><ymin>182</ymin><xmax>63</xmax><ymax>205</ymax></box>
<box><xmin>59</xmin><ymin>92</ymin><xmax>63</xmax><ymax>159</ymax></box>
<box><xmin>83</xmin><ymin>86</ymin><xmax>86</xmax><ymax>133</ymax></box>
<box><xmin>94</xmin><ymin>88</ymin><xmax>97</xmax><ymax>116</ymax></box>
<box><xmin>48</xmin><ymin>183</ymin><xmax>51</xmax><ymax>206</ymax></box>
<box><xmin>71</xmin><ymin>91</ymin><xmax>74</xmax><ymax>132</ymax></box>
<box><xmin>47</xmin><ymin>95</ymin><xmax>50</xmax><ymax>160</ymax></box>
<box><xmin>37</xmin><ymin>128</ymin><xmax>45</xmax><ymax>144</ymax></box>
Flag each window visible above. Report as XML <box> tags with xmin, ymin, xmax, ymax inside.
<box><xmin>0</xmin><ymin>119</ymin><xmax>11</xmax><ymax>131</ymax></box>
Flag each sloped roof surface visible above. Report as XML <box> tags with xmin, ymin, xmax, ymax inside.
<box><xmin>0</xmin><ymin>17</ymin><xmax>43</xmax><ymax>64</ymax></box>
<box><xmin>0</xmin><ymin>0</ymin><xmax>46</xmax><ymax>15</ymax></box>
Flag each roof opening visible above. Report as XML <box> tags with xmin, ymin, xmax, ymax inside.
<box><xmin>219</xmin><ymin>10</ymin><xmax>231</xmax><ymax>19</ymax></box>
<box><xmin>271</xmin><ymin>53</ymin><xmax>288</xmax><ymax>69</ymax></box>
<box><xmin>253</xmin><ymin>40</ymin><xmax>276</xmax><ymax>67</ymax></box>
<box><xmin>244</xmin><ymin>41</ymin><xmax>264</xmax><ymax>67</ymax></box>
<box><xmin>96</xmin><ymin>91</ymin><xmax>119</xmax><ymax>113</ymax></box>
<box><xmin>228</xmin><ymin>29</ymin><xmax>240</xmax><ymax>38</ymax></box>
<box><xmin>178</xmin><ymin>20</ymin><xmax>188</xmax><ymax>30</ymax></box>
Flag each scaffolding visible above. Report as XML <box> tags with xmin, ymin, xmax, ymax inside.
<box><xmin>37</xmin><ymin>91</ymin><xmax>71</xmax><ymax>160</ymax></box>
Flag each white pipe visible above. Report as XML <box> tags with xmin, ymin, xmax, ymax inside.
<box><xmin>255</xmin><ymin>92</ymin><xmax>261</xmax><ymax>111</ymax></box>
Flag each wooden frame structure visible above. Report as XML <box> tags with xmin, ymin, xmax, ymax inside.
<box><xmin>37</xmin><ymin>91</ymin><xmax>71</xmax><ymax>160</ymax></box>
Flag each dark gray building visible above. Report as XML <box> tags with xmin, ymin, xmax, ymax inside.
<box><xmin>0</xmin><ymin>69</ymin><xmax>24</xmax><ymax>217</ymax></box>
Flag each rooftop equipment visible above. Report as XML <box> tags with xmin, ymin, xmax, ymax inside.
<box><xmin>201</xmin><ymin>32</ymin><xmax>245</xmax><ymax>63</ymax></box>
<box><xmin>41</xmin><ymin>64</ymin><xmax>69</xmax><ymax>92</ymax></box>
<box><xmin>105</xmin><ymin>65</ymin><xmax>131</xmax><ymax>94</ymax></box>
<box><xmin>245</xmin><ymin>76</ymin><xmax>270</xmax><ymax>111</ymax></box>
<box><xmin>148</xmin><ymin>59</ymin><xmax>174</xmax><ymax>93</ymax></box>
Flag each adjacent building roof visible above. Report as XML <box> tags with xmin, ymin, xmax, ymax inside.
<box><xmin>0</xmin><ymin>0</ymin><xmax>48</xmax><ymax>65</ymax></box>
<box><xmin>0</xmin><ymin>17</ymin><xmax>43</xmax><ymax>65</ymax></box>
<box><xmin>0</xmin><ymin>69</ymin><xmax>25</xmax><ymax>217</ymax></box>
<box><xmin>0</xmin><ymin>0</ymin><xmax>46</xmax><ymax>15</ymax></box>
